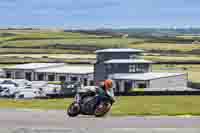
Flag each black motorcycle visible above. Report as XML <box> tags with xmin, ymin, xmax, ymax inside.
<box><xmin>67</xmin><ymin>87</ymin><xmax>113</xmax><ymax>117</ymax></box>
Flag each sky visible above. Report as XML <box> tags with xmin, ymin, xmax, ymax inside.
<box><xmin>0</xmin><ymin>0</ymin><xmax>200</xmax><ymax>28</ymax></box>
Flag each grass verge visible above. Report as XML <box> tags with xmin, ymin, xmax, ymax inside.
<box><xmin>1</xmin><ymin>96</ymin><xmax>200</xmax><ymax>116</ymax></box>
<box><xmin>152</xmin><ymin>64</ymin><xmax>200</xmax><ymax>83</ymax></box>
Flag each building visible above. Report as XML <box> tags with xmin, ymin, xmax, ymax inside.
<box><xmin>0</xmin><ymin>69</ymin><xmax>5</xmax><ymax>78</ymax></box>
<box><xmin>2</xmin><ymin>48</ymin><xmax>188</xmax><ymax>93</ymax></box>
<box><xmin>94</xmin><ymin>48</ymin><xmax>144</xmax><ymax>81</ymax></box>
<box><xmin>94</xmin><ymin>48</ymin><xmax>187</xmax><ymax>92</ymax></box>
<box><xmin>3</xmin><ymin>63</ymin><xmax>94</xmax><ymax>86</ymax></box>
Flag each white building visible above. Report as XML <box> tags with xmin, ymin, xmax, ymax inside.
<box><xmin>109</xmin><ymin>72</ymin><xmax>188</xmax><ymax>92</ymax></box>
<box><xmin>3</xmin><ymin>63</ymin><xmax>94</xmax><ymax>86</ymax></box>
<box><xmin>95</xmin><ymin>48</ymin><xmax>188</xmax><ymax>93</ymax></box>
<box><xmin>0</xmin><ymin>69</ymin><xmax>5</xmax><ymax>78</ymax></box>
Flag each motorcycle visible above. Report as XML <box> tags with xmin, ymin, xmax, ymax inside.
<box><xmin>67</xmin><ymin>87</ymin><xmax>114</xmax><ymax>117</ymax></box>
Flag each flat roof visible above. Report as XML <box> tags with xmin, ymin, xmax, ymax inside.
<box><xmin>5</xmin><ymin>63</ymin><xmax>65</xmax><ymax>70</ymax></box>
<box><xmin>36</xmin><ymin>65</ymin><xmax>94</xmax><ymax>74</ymax></box>
<box><xmin>104</xmin><ymin>59</ymin><xmax>153</xmax><ymax>64</ymax></box>
<box><xmin>109</xmin><ymin>72</ymin><xmax>186</xmax><ymax>80</ymax></box>
<box><xmin>95</xmin><ymin>48</ymin><xmax>143</xmax><ymax>53</ymax></box>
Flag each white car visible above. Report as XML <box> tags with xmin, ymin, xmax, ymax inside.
<box><xmin>0</xmin><ymin>80</ymin><xmax>20</xmax><ymax>97</ymax></box>
<box><xmin>15</xmin><ymin>88</ymin><xmax>40</xmax><ymax>99</ymax></box>
<box><xmin>0</xmin><ymin>79</ymin><xmax>32</xmax><ymax>97</ymax></box>
<box><xmin>0</xmin><ymin>79</ymin><xmax>31</xmax><ymax>89</ymax></box>
<box><xmin>43</xmin><ymin>84</ymin><xmax>61</xmax><ymax>95</ymax></box>
<box><xmin>15</xmin><ymin>83</ymin><xmax>47</xmax><ymax>99</ymax></box>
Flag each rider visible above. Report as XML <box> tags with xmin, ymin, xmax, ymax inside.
<box><xmin>96</xmin><ymin>79</ymin><xmax>115</xmax><ymax>105</ymax></box>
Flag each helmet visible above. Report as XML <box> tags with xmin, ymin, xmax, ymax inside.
<box><xmin>104</xmin><ymin>79</ymin><xmax>113</xmax><ymax>90</ymax></box>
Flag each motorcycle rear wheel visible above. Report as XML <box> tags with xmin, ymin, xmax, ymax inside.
<box><xmin>67</xmin><ymin>102</ymin><xmax>80</xmax><ymax>117</ymax></box>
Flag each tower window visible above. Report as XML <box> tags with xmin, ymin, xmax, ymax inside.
<box><xmin>129</xmin><ymin>65</ymin><xmax>136</xmax><ymax>72</ymax></box>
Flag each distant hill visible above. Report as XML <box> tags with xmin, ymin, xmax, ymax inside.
<box><xmin>65</xmin><ymin>28</ymin><xmax>200</xmax><ymax>38</ymax></box>
<box><xmin>113</xmin><ymin>28</ymin><xmax>200</xmax><ymax>37</ymax></box>
<box><xmin>64</xmin><ymin>29</ymin><xmax>124</xmax><ymax>38</ymax></box>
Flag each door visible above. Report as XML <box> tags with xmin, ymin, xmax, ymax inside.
<box><xmin>124</xmin><ymin>80</ymin><xmax>133</xmax><ymax>92</ymax></box>
<box><xmin>37</xmin><ymin>73</ymin><xmax>45</xmax><ymax>81</ymax></box>
<box><xmin>48</xmin><ymin>75</ymin><xmax>55</xmax><ymax>81</ymax></box>
<box><xmin>83</xmin><ymin>78</ymin><xmax>88</xmax><ymax>86</ymax></box>
<box><xmin>6</xmin><ymin>72</ymin><xmax>12</xmax><ymax>78</ymax></box>
<box><xmin>25</xmin><ymin>72</ymin><xmax>32</xmax><ymax>81</ymax></box>
<box><xmin>115</xmin><ymin>81</ymin><xmax>120</xmax><ymax>93</ymax></box>
<box><xmin>138</xmin><ymin>83</ymin><xmax>147</xmax><ymax>88</ymax></box>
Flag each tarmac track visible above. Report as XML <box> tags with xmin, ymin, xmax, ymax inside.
<box><xmin>0</xmin><ymin>109</ymin><xmax>200</xmax><ymax>129</ymax></box>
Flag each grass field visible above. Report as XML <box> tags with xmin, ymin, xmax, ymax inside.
<box><xmin>1</xmin><ymin>38</ymin><xmax>138</xmax><ymax>49</ymax></box>
<box><xmin>1</xmin><ymin>96</ymin><xmax>200</xmax><ymax>116</ymax></box>
<box><xmin>144</xmin><ymin>55</ymin><xmax>200</xmax><ymax>62</ymax></box>
<box><xmin>152</xmin><ymin>64</ymin><xmax>200</xmax><ymax>83</ymax></box>
<box><xmin>176</xmin><ymin>35</ymin><xmax>200</xmax><ymax>39</ymax></box>
<box><xmin>2</xmin><ymin>29</ymin><xmax>200</xmax><ymax>54</ymax></box>
<box><xmin>129</xmin><ymin>43</ymin><xmax>200</xmax><ymax>52</ymax></box>
<box><xmin>0</xmin><ymin>54</ymin><xmax>96</xmax><ymax>59</ymax></box>
<box><xmin>0</xmin><ymin>48</ymin><xmax>88</xmax><ymax>54</ymax></box>
<box><xmin>1</xmin><ymin>29</ymin><xmax>200</xmax><ymax>83</ymax></box>
<box><xmin>0</xmin><ymin>30</ymin><xmax>142</xmax><ymax>51</ymax></box>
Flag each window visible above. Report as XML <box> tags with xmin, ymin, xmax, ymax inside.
<box><xmin>90</xmin><ymin>80</ymin><xmax>94</xmax><ymax>86</ymax></box>
<box><xmin>129</xmin><ymin>65</ymin><xmax>136</xmax><ymax>72</ymax></box>
<box><xmin>113</xmin><ymin>64</ymin><xmax>118</xmax><ymax>69</ymax></box>
<box><xmin>97</xmin><ymin>54</ymin><xmax>104</xmax><ymax>62</ymax></box>
<box><xmin>136</xmin><ymin>64</ymin><xmax>145</xmax><ymax>72</ymax></box>
<box><xmin>138</xmin><ymin>83</ymin><xmax>147</xmax><ymax>88</ymax></box>
<box><xmin>106</xmin><ymin>64</ymin><xmax>112</xmax><ymax>72</ymax></box>
<box><xmin>129</xmin><ymin>54</ymin><xmax>136</xmax><ymax>59</ymax></box>
<box><xmin>25</xmin><ymin>72</ymin><xmax>32</xmax><ymax>81</ymax></box>
<box><xmin>136</xmin><ymin>64</ymin><xmax>148</xmax><ymax>73</ymax></box>
<box><xmin>6</xmin><ymin>72</ymin><xmax>12</xmax><ymax>78</ymax></box>
<box><xmin>129</xmin><ymin>54</ymin><xmax>141</xmax><ymax>59</ymax></box>
<box><xmin>38</xmin><ymin>73</ymin><xmax>44</xmax><ymax>81</ymax></box>
<box><xmin>70</xmin><ymin>77</ymin><xmax>78</xmax><ymax>82</ymax></box>
<box><xmin>83</xmin><ymin>78</ymin><xmax>88</xmax><ymax>86</ymax></box>
<box><xmin>107</xmin><ymin>64</ymin><xmax>112</xmax><ymax>70</ymax></box>
<box><xmin>48</xmin><ymin>75</ymin><xmax>55</xmax><ymax>81</ymax></box>
<box><xmin>15</xmin><ymin>71</ymin><xmax>23</xmax><ymax>79</ymax></box>
<box><xmin>59</xmin><ymin>76</ymin><xmax>66</xmax><ymax>82</ymax></box>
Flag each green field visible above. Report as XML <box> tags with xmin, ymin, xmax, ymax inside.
<box><xmin>1</xmin><ymin>30</ymin><xmax>200</xmax><ymax>63</ymax></box>
<box><xmin>1</xmin><ymin>96</ymin><xmax>200</xmax><ymax>116</ymax></box>
<box><xmin>0</xmin><ymin>30</ymin><xmax>142</xmax><ymax>52</ymax></box>
<box><xmin>1</xmin><ymin>29</ymin><xmax>200</xmax><ymax>54</ymax></box>
<box><xmin>129</xmin><ymin>43</ymin><xmax>200</xmax><ymax>52</ymax></box>
<box><xmin>144</xmin><ymin>55</ymin><xmax>200</xmax><ymax>62</ymax></box>
<box><xmin>152</xmin><ymin>64</ymin><xmax>200</xmax><ymax>83</ymax></box>
<box><xmin>1</xmin><ymin>29</ymin><xmax>200</xmax><ymax>83</ymax></box>
<box><xmin>0</xmin><ymin>54</ymin><xmax>96</xmax><ymax>59</ymax></box>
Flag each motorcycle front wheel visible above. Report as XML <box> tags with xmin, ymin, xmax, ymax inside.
<box><xmin>67</xmin><ymin>102</ymin><xmax>80</xmax><ymax>117</ymax></box>
<box><xmin>94</xmin><ymin>102</ymin><xmax>112</xmax><ymax>117</ymax></box>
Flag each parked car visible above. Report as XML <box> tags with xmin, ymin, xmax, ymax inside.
<box><xmin>0</xmin><ymin>79</ymin><xmax>14</xmax><ymax>92</ymax></box>
<box><xmin>14</xmin><ymin>87</ymin><xmax>41</xmax><ymax>99</ymax></box>
<box><xmin>0</xmin><ymin>79</ymin><xmax>31</xmax><ymax>89</ymax></box>
<box><xmin>31</xmin><ymin>81</ymin><xmax>48</xmax><ymax>90</ymax></box>
<box><xmin>60</xmin><ymin>81</ymin><xmax>81</xmax><ymax>95</ymax></box>
<box><xmin>0</xmin><ymin>79</ymin><xmax>32</xmax><ymax>98</ymax></box>
<box><xmin>44</xmin><ymin>84</ymin><xmax>61</xmax><ymax>95</ymax></box>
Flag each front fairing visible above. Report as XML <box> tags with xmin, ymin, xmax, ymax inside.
<box><xmin>80</xmin><ymin>96</ymin><xmax>98</xmax><ymax>115</ymax></box>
